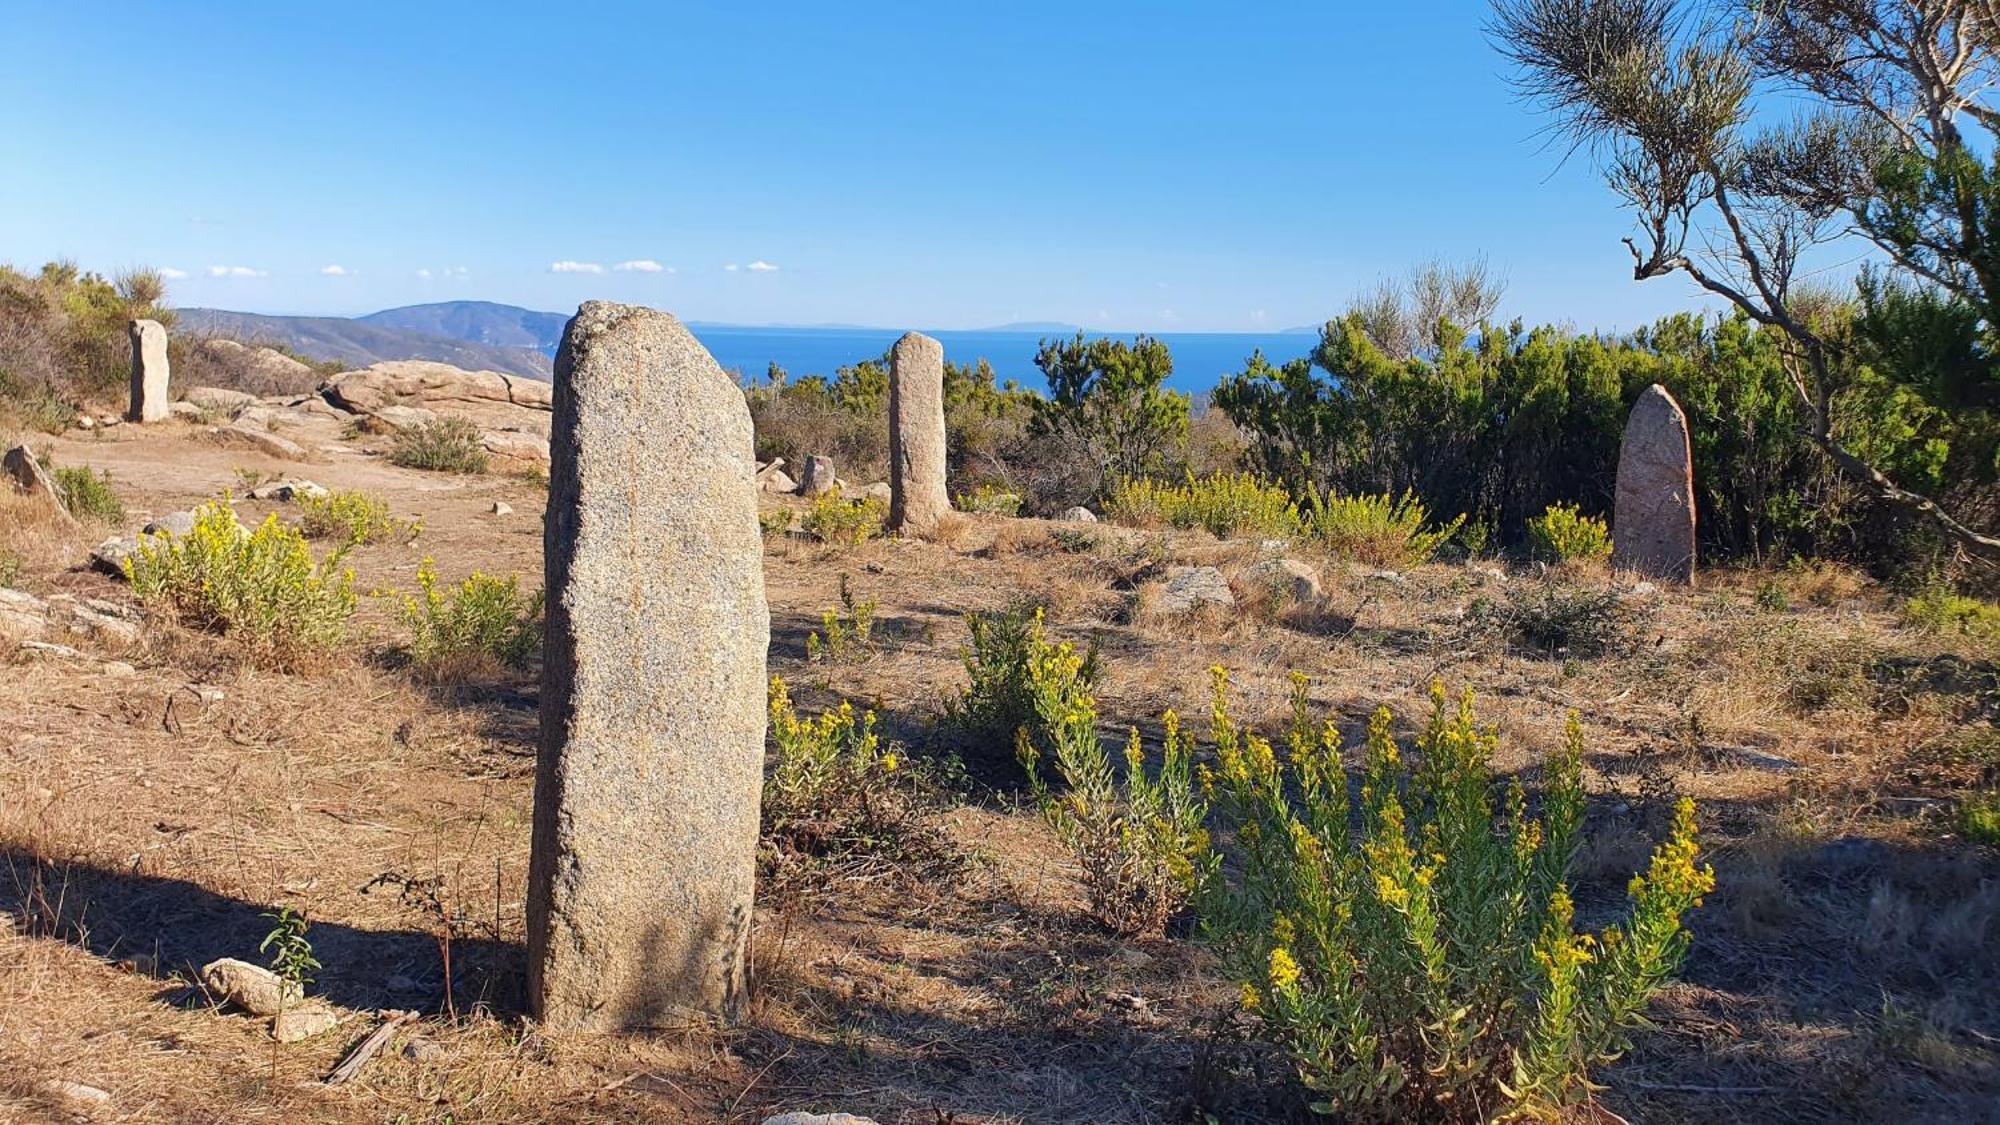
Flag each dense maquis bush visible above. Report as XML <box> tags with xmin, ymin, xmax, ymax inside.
<box><xmin>0</xmin><ymin>262</ymin><xmax>172</xmax><ymax>420</ymax></box>
<box><xmin>1214</xmin><ymin>310</ymin><xmax>1980</xmax><ymax>573</ymax></box>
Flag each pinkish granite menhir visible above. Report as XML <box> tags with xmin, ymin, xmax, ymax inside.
<box><xmin>1612</xmin><ymin>383</ymin><xmax>1696</xmax><ymax>583</ymax></box>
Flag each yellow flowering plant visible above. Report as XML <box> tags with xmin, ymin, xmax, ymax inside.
<box><xmin>1201</xmin><ymin>674</ymin><xmax>1713</xmax><ymax>1122</ymax></box>
<box><xmin>1015</xmin><ymin>640</ymin><xmax>1214</xmax><ymax>936</ymax></box>
<box><xmin>1104</xmin><ymin>471</ymin><xmax>1301</xmax><ymax>539</ymax></box>
<box><xmin>763</xmin><ymin>676</ymin><xmax>960</xmax><ymax>892</ymax></box>
<box><xmin>126</xmin><ymin>497</ymin><xmax>357</xmax><ymax>666</ymax></box>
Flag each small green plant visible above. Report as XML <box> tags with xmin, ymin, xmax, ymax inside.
<box><xmin>0</xmin><ymin>548</ymin><xmax>21</xmax><ymax>588</ymax></box>
<box><xmin>1204</xmin><ymin>677</ymin><xmax>1714</xmax><ymax>1121</ymax></box>
<box><xmin>806</xmin><ymin>575</ymin><xmax>877</xmax><ymax>663</ymax></box>
<box><xmin>759</xmin><ymin>508</ymin><xmax>795</xmax><ymax>537</ymax></box>
<box><xmin>956</xmin><ymin>482</ymin><xmax>1023</xmax><ymax>516</ymax></box>
<box><xmin>400</xmin><ymin>558</ymin><xmax>542</xmax><ymax>675</ymax></box>
<box><xmin>1105</xmin><ymin>472</ymin><xmax>1300</xmax><ymax>539</ymax></box>
<box><xmin>297</xmin><ymin>488</ymin><xmax>419</xmax><ymax>546</ymax></box>
<box><xmin>1049</xmin><ymin>528</ymin><xmax>1098</xmax><ymax>553</ymax></box>
<box><xmin>1303</xmin><ymin>489</ymin><xmax>1462</xmax><ymax>568</ymax></box>
<box><xmin>258</xmin><ymin>905</ymin><xmax>320</xmax><ymax>999</ymax></box>
<box><xmin>126</xmin><ymin>499</ymin><xmax>356</xmax><ymax>662</ymax></box>
<box><xmin>944</xmin><ymin>605</ymin><xmax>1100</xmax><ymax>756</ymax></box>
<box><xmin>389</xmin><ymin>416</ymin><xmax>489</xmax><ymax>474</ymax></box>
<box><xmin>1755</xmin><ymin>579</ymin><xmax>1791</xmax><ymax>612</ymax></box>
<box><xmin>800</xmin><ymin>488</ymin><xmax>884</xmax><ymax>548</ymax></box>
<box><xmin>50</xmin><ymin>464</ymin><xmax>123</xmax><ymax>524</ymax></box>
<box><xmin>1015</xmin><ymin>642</ymin><xmax>1212</xmax><ymax>935</ymax></box>
<box><xmin>1527</xmin><ymin>502</ymin><xmax>1611</xmax><ymax>564</ymax></box>
<box><xmin>1904</xmin><ymin>582</ymin><xmax>2000</xmax><ymax>641</ymax></box>
<box><xmin>764</xmin><ymin>676</ymin><xmax>958</xmax><ymax>888</ymax></box>
<box><xmin>1957</xmin><ymin>789</ymin><xmax>2000</xmax><ymax>845</ymax></box>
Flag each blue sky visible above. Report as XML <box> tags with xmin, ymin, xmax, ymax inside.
<box><xmin>2</xmin><ymin>0</ymin><xmax>1729</xmax><ymax>332</ymax></box>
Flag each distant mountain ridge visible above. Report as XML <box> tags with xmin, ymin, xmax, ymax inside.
<box><xmin>361</xmin><ymin>301</ymin><xmax>570</xmax><ymax>357</ymax></box>
<box><xmin>176</xmin><ymin>307</ymin><xmax>554</xmax><ymax>379</ymax></box>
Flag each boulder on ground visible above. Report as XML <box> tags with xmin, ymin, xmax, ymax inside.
<box><xmin>368</xmin><ymin>404</ymin><xmax>439</xmax><ymax>432</ymax></box>
<box><xmin>247</xmin><ymin>479</ymin><xmax>327</xmax><ymax>502</ymax></box>
<box><xmin>321</xmin><ymin>361</ymin><xmax>552</xmax><ymax>431</ymax></box>
<box><xmin>481</xmin><ymin>429</ymin><xmax>552</xmax><ymax>469</ymax></box>
<box><xmin>1156</xmin><ymin>566</ymin><xmax>1234</xmax><ymax>615</ymax></box>
<box><xmin>2</xmin><ymin>445</ymin><xmax>72</xmax><ymax>522</ymax></box>
<box><xmin>858</xmin><ymin>482</ymin><xmax>892</xmax><ymax>504</ymax></box>
<box><xmin>796</xmin><ymin>455</ymin><xmax>836</xmax><ymax>496</ymax></box>
<box><xmin>200</xmin><ymin>958</ymin><xmax>298</xmax><ymax>1017</ymax></box>
<box><xmin>208</xmin><ymin>425</ymin><xmax>308</xmax><ymax>461</ymax></box>
<box><xmin>1238</xmin><ymin>558</ymin><xmax>1323</xmax><ymax>604</ymax></box>
<box><xmin>1</xmin><ymin>589</ymin><xmax>142</xmax><ymax>649</ymax></box>
<box><xmin>1059</xmin><ymin>506</ymin><xmax>1098</xmax><ymax>523</ymax></box>
<box><xmin>91</xmin><ymin>537</ymin><xmax>138</xmax><ymax>576</ymax></box>
<box><xmin>761</xmin><ymin>470</ymin><xmax>797</xmax><ymax>494</ymax></box>
<box><xmin>272</xmin><ymin>1001</ymin><xmax>340</xmax><ymax>1043</ymax></box>
<box><xmin>182</xmin><ymin>385</ymin><xmax>260</xmax><ymax>415</ymax></box>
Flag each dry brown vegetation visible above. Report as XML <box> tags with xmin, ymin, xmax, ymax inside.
<box><xmin>2</xmin><ymin>422</ymin><xmax>1996</xmax><ymax>1123</ymax></box>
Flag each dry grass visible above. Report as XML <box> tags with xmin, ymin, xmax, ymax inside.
<box><xmin>1</xmin><ymin>424</ymin><xmax>1996</xmax><ymax>1122</ymax></box>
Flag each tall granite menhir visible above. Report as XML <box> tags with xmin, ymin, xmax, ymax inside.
<box><xmin>888</xmin><ymin>331</ymin><xmax>950</xmax><ymax>536</ymax></box>
<box><xmin>1612</xmin><ymin>383</ymin><xmax>1697</xmax><ymax>583</ymax></box>
<box><xmin>127</xmin><ymin>319</ymin><xmax>170</xmax><ymax>423</ymax></box>
<box><xmin>527</xmin><ymin>301</ymin><xmax>769</xmax><ymax>1029</ymax></box>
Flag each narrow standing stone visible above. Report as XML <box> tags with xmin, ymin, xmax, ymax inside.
<box><xmin>528</xmin><ymin>302</ymin><xmax>769</xmax><ymax>1029</ymax></box>
<box><xmin>1612</xmin><ymin>383</ymin><xmax>1697</xmax><ymax>583</ymax></box>
<box><xmin>3</xmin><ymin>445</ymin><xmax>73</xmax><ymax>522</ymax></box>
<box><xmin>127</xmin><ymin>319</ymin><xmax>170</xmax><ymax>423</ymax></box>
<box><xmin>796</xmin><ymin>454</ymin><xmax>836</xmax><ymax>496</ymax></box>
<box><xmin>888</xmin><ymin>332</ymin><xmax>950</xmax><ymax>536</ymax></box>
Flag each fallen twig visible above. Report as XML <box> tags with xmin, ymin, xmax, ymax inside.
<box><xmin>324</xmin><ymin>1009</ymin><xmax>417</xmax><ymax>1086</ymax></box>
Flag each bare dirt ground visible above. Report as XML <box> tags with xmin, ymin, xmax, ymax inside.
<box><xmin>2</xmin><ymin>420</ymin><xmax>1996</xmax><ymax>1123</ymax></box>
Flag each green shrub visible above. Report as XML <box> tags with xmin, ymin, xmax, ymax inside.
<box><xmin>944</xmin><ymin>606</ymin><xmax>1100</xmax><ymax>755</ymax></box>
<box><xmin>1304</xmin><ymin>489</ymin><xmax>1463</xmax><ymax>568</ymax></box>
<box><xmin>1204</xmin><ymin>677</ymin><xmax>1714</xmax><ymax>1121</ymax></box>
<box><xmin>127</xmin><ymin>500</ymin><xmax>356</xmax><ymax>661</ymax></box>
<box><xmin>956</xmin><ymin>482</ymin><xmax>1023</xmax><ymax>516</ymax></box>
<box><xmin>764</xmin><ymin>676</ymin><xmax>958</xmax><ymax>888</ymax></box>
<box><xmin>806</xmin><ymin>575</ymin><xmax>877</xmax><ymax>663</ymax></box>
<box><xmin>1016</xmin><ymin>642</ymin><xmax>1212</xmax><ymax>935</ymax></box>
<box><xmin>297</xmin><ymin>488</ymin><xmax>419</xmax><ymax>546</ymax></box>
<box><xmin>1958</xmin><ymin>789</ymin><xmax>2000</xmax><ymax>846</ymax></box>
<box><xmin>400</xmin><ymin>558</ymin><xmax>541</xmax><ymax>675</ymax></box>
<box><xmin>1904</xmin><ymin>583</ymin><xmax>2000</xmax><ymax>641</ymax></box>
<box><xmin>1105</xmin><ymin>472</ymin><xmax>1300</xmax><ymax>539</ymax></box>
<box><xmin>51</xmin><ymin>464</ymin><xmax>123</xmax><ymax>524</ymax></box>
<box><xmin>0</xmin><ymin>548</ymin><xmax>20</xmax><ymax>587</ymax></box>
<box><xmin>1527</xmin><ymin>502</ymin><xmax>1611</xmax><ymax>564</ymax></box>
<box><xmin>389</xmin><ymin>416</ymin><xmax>489</xmax><ymax>474</ymax></box>
<box><xmin>758</xmin><ymin>508</ymin><xmax>795</xmax><ymax>537</ymax></box>
<box><xmin>799</xmin><ymin>488</ymin><xmax>884</xmax><ymax>548</ymax></box>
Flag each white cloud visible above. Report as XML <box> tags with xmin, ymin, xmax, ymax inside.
<box><xmin>416</xmin><ymin>268</ymin><xmax>433</xmax><ymax>279</ymax></box>
<box><xmin>448</xmin><ymin>266</ymin><xmax>469</xmax><ymax>277</ymax></box>
<box><xmin>614</xmin><ymin>259</ymin><xmax>670</xmax><ymax>273</ymax></box>
<box><xmin>746</xmin><ymin>260</ymin><xmax>779</xmax><ymax>272</ymax></box>
<box><xmin>723</xmin><ymin>263</ymin><xmax>740</xmax><ymax>272</ymax></box>
<box><xmin>319</xmin><ymin>264</ymin><xmax>352</xmax><ymax>277</ymax></box>
<box><xmin>1250</xmin><ymin>309</ymin><xmax>1268</xmax><ymax>323</ymax></box>
<box><xmin>550</xmin><ymin>260</ymin><xmax>604</xmax><ymax>274</ymax></box>
<box><xmin>158</xmin><ymin>267</ymin><xmax>189</xmax><ymax>280</ymax></box>
<box><xmin>207</xmin><ymin>265</ymin><xmax>266</xmax><ymax>278</ymax></box>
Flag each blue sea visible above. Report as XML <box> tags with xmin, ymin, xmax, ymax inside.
<box><xmin>682</xmin><ymin>325</ymin><xmax>1319</xmax><ymax>397</ymax></box>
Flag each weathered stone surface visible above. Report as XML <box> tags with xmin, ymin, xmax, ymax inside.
<box><xmin>128</xmin><ymin>319</ymin><xmax>171</xmax><ymax>423</ymax></box>
<box><xmin>321</xmin><ymin>362</ymin><xmax>553</xmax><ymax>439</ymax></box>
<box><xmin>528</xmin><ymin>302</ymin><xmax>768</xmax><ymax>1030</ymax></box>
<box><xmin>91</xmin><ymin>537</ymin><xmax>139</xmax><ymax>576</ymax></box>
<box><xmin>168</xmin><ymin>401</ymin><xmax>204</xmax><ymax>421</ymax></box>
<box><xmin>0</xmin><ymin>588</ymin><xmax>47</xmax><ymax>644</ymax></box>
<box><xmin>3</xmin><ymin>445</ymin><xmax>72</xmax><ymax>521</ymax></box>
<box><xmin>1059</xmin><ymin>506</ymin><xmax>1098</xmax><ymax>523</ymax></box>
<box><xmin>201</xmin><ymin>958</ymin><xmax>297</xmax><ymax>1017</ymax></box>
<box><xmin>1239</xmin><ymin>558</ymin><xmax>1323</xmax><ymax>604</ymax></box>
<box><xmin>183</xmin><ymin>385</ymin><xmax>260</xmax><ymax>415</ymax></box>
<box><xmin>144</xmin><ymin>511</ymin><xmax>198</xmax><ymax>537</ymax></box>
<box><xmin>1156</xmin><ymin>566</ymin><xmax>1235</xmax><ymax>615</ymax></box>
<box><xmin>481</xmin><ymin>429</ymin><xmax>552</xmax><ymax>469</ymax></box>
<box><xmin>761</xmin><ymin>470</ymin><xmax>797</xmax><ymax>494</ymax></box>
<box><xmin>209</xmin><ymin>424</ymin><xmax>309</xmax><ymax>461</ymax></box>
<box><xmin>1611</xmin><ymin>384</ymin><xmax>1697</xmax><ymax>583</ymax></box>
<box><xmin>370</xmin><ymin>404</ymin><xmax>440</xmax><ymax>432</ymax></box>
<box><xmin>38</xmin><ymin>1079</ymin><xmax>109</xmax><ymax>1110</ymax></box>
<box><xmin>796</xmin><ymin>455</ymin><xmax>836</xmax><ymax>497</ymax></box>
<box><xmin>888</xmin><ymin>331</ymin><xmax>950</xmax><ymax>536</ymax></box>
<box><xmin>858</xmin><ymin>481</ymin><xmax>893</xmax><ymax>504</ymax></box>
<box><xmin>272</xmin><ymin>1001</ymin><xmax>340</xmax><ymax>1042</ymax></box>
